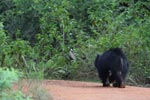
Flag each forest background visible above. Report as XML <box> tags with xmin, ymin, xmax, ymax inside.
<box><xmin>0</xmin><ymin>0</ymin><xmax>150</xmax><ymax>87</ymax></box>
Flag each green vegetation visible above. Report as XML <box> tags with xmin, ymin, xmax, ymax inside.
<box><xmin>0</xmin><ymin>68</ymin><xmax>52</xmax><ymax>100</ymax></box>
<box><xmin>0</xmin><ymin>0</ymin><xmax>150</xmax><ymax>86</ymax></box>
<box><xmin>0</xmin><ymin>68</ymin><xmax>32</xmax><ymax>100</ymax></box>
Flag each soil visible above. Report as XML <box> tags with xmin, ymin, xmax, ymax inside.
<box><xmin>43</xmin><ymin>80</ymin><xmax>150</xmax><ymax>100</ymax></box>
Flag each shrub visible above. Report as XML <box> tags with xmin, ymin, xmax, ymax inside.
<box><xmin>0</xmin><ymin>68</ymin><xmax>33</xmax><ymax>100</ymax></box>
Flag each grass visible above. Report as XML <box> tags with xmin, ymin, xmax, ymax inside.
<box><xmin>15</xmin><ymin>79</ymin><xmax>53</xmax><ymax>100</ymax></box>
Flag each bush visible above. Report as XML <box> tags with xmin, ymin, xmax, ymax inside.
<box><xmin>0</xmin><ymin>68</ymin><xmax>33</xmax><ymax>100</ymax></box>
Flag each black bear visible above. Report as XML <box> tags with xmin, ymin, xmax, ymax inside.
<box><xmin>94</xmin><ymin>48</ymin><xmax>129</xmax><ymax>88</ymax></box>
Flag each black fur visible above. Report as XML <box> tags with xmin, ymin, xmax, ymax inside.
<box><xmin>95</xmin><ymin>48</ymin><xmax>129</xmax><ymax>88</ymax></box>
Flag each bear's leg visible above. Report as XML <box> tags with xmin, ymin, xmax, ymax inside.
<box><xmin>113</xmin><ymin>71</ymin><xmax>125</xmax><ymax>88</ymax></box>
<box><xmin>100</xmin><ymin>71</ymin><xmax>110</xmax><ymax>87</ymax></box>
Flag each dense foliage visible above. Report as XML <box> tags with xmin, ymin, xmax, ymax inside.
<box><xmin>0</xmin><ymin>0</ymin><xmax>150</xmax><ymax>85</ymax></box>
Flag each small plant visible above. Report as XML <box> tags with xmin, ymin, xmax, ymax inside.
<box><xmin>0</xmin><ymin>68</ymin><xmax>33</xmax><ymax>100</ymax></box>
<box><xmin>17</xmin><ymin>80</ymin><xmax>53</xmax><ymax>100</ymax></box>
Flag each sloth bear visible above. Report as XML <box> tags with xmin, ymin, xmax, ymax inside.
<box><xmin>94</xmin><ymin>48</ymin><xmax>129</xmax><ymax>88</ymax></box>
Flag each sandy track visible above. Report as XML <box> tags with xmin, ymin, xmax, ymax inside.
<box><xmin>43</xmin><ymin>80</ymin><xmax>150</xmax><ymax>100</ymax></box>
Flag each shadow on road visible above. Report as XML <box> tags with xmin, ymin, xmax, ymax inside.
<box><xmin>46</xmin><ymin>80</ymin><xmax>115</xmax><ymax>89</ymax></box>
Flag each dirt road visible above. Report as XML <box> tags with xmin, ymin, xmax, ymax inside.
<box><xmin>43</xmin><ymin>80</ymin><xmax>150</xmax><ymax>100</ymax></box>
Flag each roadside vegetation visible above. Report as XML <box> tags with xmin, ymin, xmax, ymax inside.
<box><xmin>0</xmin><ymin>68</ymin><xmax>52</xmax><ymax>100</ymax></box>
